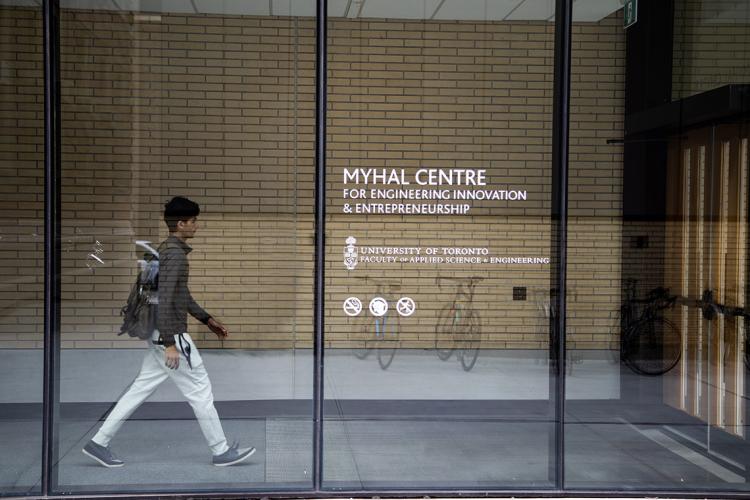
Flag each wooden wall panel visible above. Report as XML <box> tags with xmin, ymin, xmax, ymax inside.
<box><xmin>665</xmin><ymin>124</ymin><xmax>748</xmax><ymax>437</ymax></box>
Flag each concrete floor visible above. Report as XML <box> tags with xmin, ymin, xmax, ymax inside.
<box><xmin>0</xmin><ymin>348</ymin><xmax>618</xmax><ymax>403</ymax></box>
<box><xmin>1</xmin><ymin>348</ymin><xmax>749</xmax><ymax>495</ymax></box>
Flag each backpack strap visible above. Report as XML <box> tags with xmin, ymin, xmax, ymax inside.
<box><xmin>176</xmin><ymin>333</ymin><xmax>193</xmax><ymax>370</ymax></box>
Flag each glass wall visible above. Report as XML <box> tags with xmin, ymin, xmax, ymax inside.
<box><xmin>566</xmin><ymin>0</ymin><xmax>750</xmax><ymax>492</ymax></box>
<box><xmin>673</xmin><ymin>0</ymin><xmax>750</xmax><ymax>99</ymax></box>
<box><xmin>54</xmin><ymin>0</ymin><xmax>315</xmax><ymax>494</ymax></box>
<box><xmin>0</xmin><ymin>2</ymin><xmax>44</xmax><ymax>495</ymax></box>
<box><xmin>3</xmin><ymin>0</ymin><xmax>750</xmax><ymax>497</ymax></box>
<box><xmin>563</xmin><ymin>1</ymin><xmax>631</xmax><ymax>487</ymax></box>
<box><xmin>323</xmin><ymin>0</ymin><xmax>558</xmax><ymax>490</ymax></box>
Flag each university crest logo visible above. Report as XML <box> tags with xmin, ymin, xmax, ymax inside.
<box><xmin>344</xmin><ymin>236</ymin><xmax>358</xmax><ymax>271</ymax></box>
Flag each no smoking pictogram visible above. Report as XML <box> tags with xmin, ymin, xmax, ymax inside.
<box><xmin>343</xmin><ymin>297</ymin><xmax>362</xmax><ymax>317</ymax></box>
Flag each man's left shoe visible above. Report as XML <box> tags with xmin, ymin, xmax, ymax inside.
<box><xmin>82</xmin><ymin>440</ymin><xmax>124</xmax><ymax>468</ymax></box>
<box><xmin>212</xmin><ymin>443</ymin><xmax>256</xmax><ymax>467</ymax></box>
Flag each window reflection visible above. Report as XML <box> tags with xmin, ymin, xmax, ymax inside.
<box><xmin>56</xmin><ymin>1</ymin><xmax>314</xmax><ymax>493</ymax></box>
<box><xmin>566</xmin><ymin>0</ymin><xmax>750</xmax><ymax>491</ymax></box>
<box><xmin>324</xmin><ymin>2</ymin><xmax>558</xmax><ymax>490</ymax></box>
<box><xmin>0</xmin><ymin>3</ymin><xmax>44</xmax><ymax>495</ymax></box>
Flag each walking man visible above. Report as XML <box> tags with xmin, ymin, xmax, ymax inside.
<box><xmin>83</xmin><ymin>196</ymin><xmax>255</xmax><ymax>467</ymax></box>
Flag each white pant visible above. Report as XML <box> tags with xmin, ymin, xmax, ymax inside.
<box><xmin>92</xmin><ymin>332</ymin><xmax>229</xmax><ymax>456</ymax></box>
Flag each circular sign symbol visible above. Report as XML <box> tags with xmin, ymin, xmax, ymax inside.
<box><xmin>343</xmin><ymin>297</ymin><xmax>362</xmax><ymax>317</ymax></box>
<box><xmin>369</xmin><ymin>297</ymin><xmax>388</xmax><ymax>317</ymax></box>
<box><xmin>396</xmin><ymin>297</ymin><xmax>416</xmax><ymax>317</ymax></box>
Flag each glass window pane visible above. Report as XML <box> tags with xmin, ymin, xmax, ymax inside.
<box><xmin>55</xmin><ymin>2</ymin><xmax>315</xmax><ymax>494</ymax></box>
<box><xmin>324</xmin><ymin>3</ymin><xmax>558</xmax><ymax>490</ymax></box>
<box><xmin>563</xmin><ymin>3</ymin><xmax>628</xmax><ymax>488</ymax></box>
<box><xmin>673</xmin><ymin>0</ymin><xmax>750</xmax><ymax>99</ymax></box>
<box><xmin>0</xmin><ymin>2</ymin><xmax>44</xmax><ymax>496</ymax></box>
<box><xmin>566</xmin><ymin>0</ymin><xmax>750</xmax><ymax>493</ymax></box>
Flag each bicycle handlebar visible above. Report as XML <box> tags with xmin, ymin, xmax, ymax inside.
<box><xmin>632</xmin><ymin>285</ymin><xmax>750</xmax><ymax>321</ymax></box>
<box><xmin>629</xmin><ymin>287</ymin><xmax>674</xmax><ymax>306</ymax></box>
<box><xmin>674</xmin><ymin>290</ymin><xmax>750</xmax><ymax>321</ymax></box>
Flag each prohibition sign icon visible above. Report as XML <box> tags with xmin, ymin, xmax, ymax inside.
<box><xmin>396</xmin><ymin>297</ymin><xmax>416</xmax><ymax>317</ymax></box>
<box><xmin>369</xmin><ymin>297</ymin><xmax>388</xmax><ymax>317</ymax></box>
<box><xmin>343</xmin><ymin>297</ymin><xmax>362</xmax><ymax>317</ymax></box>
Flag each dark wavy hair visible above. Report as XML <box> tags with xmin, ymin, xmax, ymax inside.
<box><xmin>164</xmin><ymin>196</ymin><xmax>200</xmax><ymax>232</ymax></box>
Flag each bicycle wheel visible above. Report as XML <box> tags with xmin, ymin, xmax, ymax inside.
<box><xmin>459</xmin><ymin>310</ymin><xmax>481</xmax><ymax>372</ymax></box>
<box><xmin>434</xmin><ymin>306</ymin><xmax>456</xmax><ymax>360</ymax></box>
<box><xmin>623</xmin><ymin>316</ymin><xmax>681</xmax><ymax>376</ymax></box>
<box><xmin>353</xmin><ymin>316</ymin><xmax>374</xmax><ymax>360</ymax></box>
<box><xmin>377</xmin><ymin>315</ymin><xmax>399</xmax><ymax>370</ymax></box>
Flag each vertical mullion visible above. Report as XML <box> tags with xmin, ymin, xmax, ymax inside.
<box><xmin>551</xmin><ymin>0</ymin><xmax>572</xmax><ymax>491</ymax></box>
<box><xmin>42</xmin><ymin>0</ymin><xmax>61</xmax><ymax>495</ymax></box>
<box><xmin>313</xmin><ymin>0</ymin><xmax>327</xmax><ymax>491</ymax></box>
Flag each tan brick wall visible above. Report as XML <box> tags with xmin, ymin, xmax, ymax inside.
<box><xmin>0</xmin><ymin>6</ymin><xmax>625</xmax><ymax>351</ymax></box>
<box><xmin>567</xmin><ymin>19</ymin><xmax>625</xmax><ymax>350</ymax></box>
<box><xmin>673</xmin><ymin>0</ymin><xmax>750</xmax><ymax>99</ymax></box>
<box><xmin>326</xmin><ymin>15</ymin><xmax>625</xmax><ymax>351</ymax></box>
<box><xmin>0</xmin><ymin>7</ymin><xmax>44</xmax><ymax>348</ymax></box>
<box><xmin>56</xmin><ymin>9</ymin><xmax>317</xmax><ymax>349</ymax></box>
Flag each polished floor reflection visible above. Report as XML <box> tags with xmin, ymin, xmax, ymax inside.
<box><xmin>322</xmin><ymin>419</ymin><xmax>553</xmax><ymax>489</ymax></box>
<box><xmin>1</xmin><ymin>349</ymin><xmax>750</xmax><ymax>492</ymax></box>
<box><xmin>567</xmin><ymin>419</ymin><xmax>747</xmax><ymax>487</ymax></box>
<box><xmin>0</xmin><ymin>348</ymin><xmax>41</xmax><ymax>496</ymax></box>
<box><xmin>0</xmin><ymin>420</ymin><xmax>42</xmax><ymax>494</ymax></box>
<box><xmin>57</xmin><ymin>419</ymin><xmax>272</xmax><ymax>490</ymax></box>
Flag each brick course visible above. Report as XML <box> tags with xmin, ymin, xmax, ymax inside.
<box><xmin>0</xmin><ymin>7</ymin><xmax>625</xmax><ymax>351</ymax></box>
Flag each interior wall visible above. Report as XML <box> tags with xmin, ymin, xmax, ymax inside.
<box><xmin>0</xmin><ymin>7</ymin><xmax>625</xmax><ymax>350</ymax></box>
<box><xmin>0</xmin><ymin>7</ymin><xmax>44</xmax><ymax>348</ymax></box>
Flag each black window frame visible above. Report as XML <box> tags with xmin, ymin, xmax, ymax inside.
<box><xmin>36</xmin><ymin>0</ymin><xmax>707</xmax><ymax>497</ymax></box>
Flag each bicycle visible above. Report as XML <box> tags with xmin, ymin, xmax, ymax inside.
<box><xmin>352</xmin><ymin>277</ymin><xmax>402</xmax><ymax>370</ymax></box>
<box><xmin>531</xmin><ymin>286</ymin><xmax>582</xmax><ymax>375</ymax></box>
<box><xmin>619</xmin><ymin>280</ymin><xmax>681</xmax><ymax>376</ymax></box>
<box><xmin>434</xmin><ymin>276</ymin><xmax>483</xmax><ymax>371</ymax></box>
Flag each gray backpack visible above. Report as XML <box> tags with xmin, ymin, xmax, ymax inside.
<box><xmin>118</xmin><ymin>241</ymin><xmax>159</xmax><ymax>340</ymax></box>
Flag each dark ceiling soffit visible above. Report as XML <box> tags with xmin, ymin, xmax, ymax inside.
<box><xmin>625</xmin><ymin>84</ymin><xmax>750</xmax><ymax>137</ymax></box>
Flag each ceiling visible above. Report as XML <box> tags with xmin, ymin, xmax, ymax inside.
<box><xmin>1</xmin><ymin>0</ymin><xmax>627</xmax><ymax>22</ymax></box>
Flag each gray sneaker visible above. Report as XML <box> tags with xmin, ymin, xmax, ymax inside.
<box><xmin>82</xmin><ymin>440</ymin><xmax>124</xmax><ymax>468</ymax></box>
<box><xmin>212</xmin><ymin>442</ymin><xmax>256</xmax><ymax>467</ymax></box>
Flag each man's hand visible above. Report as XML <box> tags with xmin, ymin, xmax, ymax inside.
<box><xmin>165</xmin><ymin>345</ymin><xmax>180</xmax><ymax>369</ymax></box>
<box><xmin>208</xmin><ymin>318</ymin><xmax>228</xmax><ymax>339</ymax></box>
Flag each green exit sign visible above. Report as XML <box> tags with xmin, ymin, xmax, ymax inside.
<box><xmin>624</xmin><ymin>0</ymin><xmax>638</xmax><ymax>29</ymax></box>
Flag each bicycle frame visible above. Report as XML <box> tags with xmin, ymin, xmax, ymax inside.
<box><xmin>620</xmin><ymin>280</ymin><xmax>681</xmax><ymax>375</ymax></box>
<box><xmin>352</xmin><ymin>276</ymin><xmax>401</xmax><ymax>370</ymax></box>
<box><xmin>434</xmin><ymin>276</ymin><xmax>483</xmax><ymax>371</ymax></box>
